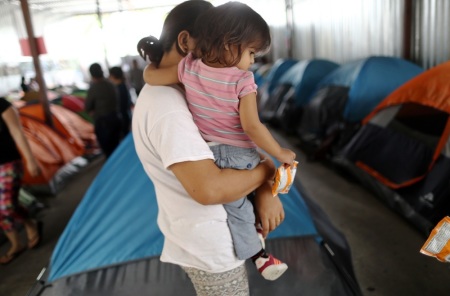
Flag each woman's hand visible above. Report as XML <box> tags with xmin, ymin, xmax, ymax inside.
<box><xmin>253</xmin><ymin>181</ymin><xmax>285</xmax><ymax>239</ymax></box>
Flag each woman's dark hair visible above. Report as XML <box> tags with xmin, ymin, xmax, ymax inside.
<box><xmin>137</xmin><ymin>0</ymin><xmax>213</xmax><ymax>65</ymax></box>
<box><xmin>193</xmin><ymin>2</ymin><xmax>271</xmax><ymax>67</ymax></box>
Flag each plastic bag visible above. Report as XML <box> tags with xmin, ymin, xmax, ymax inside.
<box><xmin>272</xmin><ymin>161</ymin><xmax>298</xmax><ymax>196</ymax></box>
<box><xmin>420</xmin><ymin>216</ymin><xmax>450</xmax><ymax>263</ymax></box>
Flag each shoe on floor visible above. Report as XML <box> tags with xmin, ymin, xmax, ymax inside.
<box><xmin>255</xmin><ymin>254</ymin><xmax>288</xmax><ymax>281</ymax></box>
<box><xmin>0</xmin><ymin>248</ymin><xmax>26</xmax><ymax>265</ymax></box>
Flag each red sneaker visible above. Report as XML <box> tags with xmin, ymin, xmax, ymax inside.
<box><xmin>255</xmin><ymin>254</ymin><xmax>288</xmax><ymax>281</ymax></box>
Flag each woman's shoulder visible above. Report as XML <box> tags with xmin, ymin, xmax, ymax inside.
<box><xmin>136</xmin><ymin>85</ymin><xmax>188</xmax><ymax>112</ymax></box>
<box><xmin>140</xmin><ymin>84</ymin><xmax>184</xmax><ymax>99</ymax></box>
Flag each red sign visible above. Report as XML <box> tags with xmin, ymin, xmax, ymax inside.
<box><xmin>19</xmin><ymin>36</ymin><xmax>47</xmax><ymax>56</ymax></box>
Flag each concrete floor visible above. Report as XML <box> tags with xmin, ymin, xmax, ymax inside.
<box><xmin>1</xmin><ymin>130</ymin><xmax>450</xmax><ymax>296</ymax></box>
<box><xmin>272</xmin><ymin>129</ymin><xmax>450</xmax><ymax>296</ymax></box>
<box><xmin>0</xmin><ymin>157</ymin><xmax>106</xmax><ymax>296</ymax></box>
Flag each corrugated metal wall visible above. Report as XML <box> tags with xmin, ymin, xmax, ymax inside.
<box><xmin>245</xmin><ymin>0</ymin><xmax>290</xmax><ymax>59</ymax></box>
<box><xmin>289</xmin><ymin>0</ymin><xmax>405</xmax><ymax>63</ymax></box>
<box><xmin>265</xmin><ymin>0</ymin><xmax>450</xmax><ymax>69</ymax></box>
<box><xmin>412</xmin><ymin>0</ymin><xmax>450</xmax><ymax>68</ymax></box>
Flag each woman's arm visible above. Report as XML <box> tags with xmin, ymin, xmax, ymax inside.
<box><xmin>172</xmin><ymin>151</ymin><xmax>284</xmax><ymax>236</ymax></box>
<box><xmin>240</xmin><ymin>92</ymin><xmax>296</xmax><ymax>164</ymax></box>
<box><xmin>2</xmin><ymin>106</ymin><xmax>40</xmax><ymax>177</ymax></box>
<box><xmin>254</xmin><ymin>152</ymin><xmax>285</xmax><ymax>237</ymax></box>
<box><xmin>143</xmin><ymin>63</ymin><xmax>180</xmax><ymax>86</ymax></box>
<box><xmin>170</xmin><ymin>156</ymin><xmax>275</xmax><ymax>205</ymax></box>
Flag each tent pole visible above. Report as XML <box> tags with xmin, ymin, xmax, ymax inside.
<box><xmin>19</xmin><ymin>0</ymin><xmax>53</xmax><ymax>127</ymax></box>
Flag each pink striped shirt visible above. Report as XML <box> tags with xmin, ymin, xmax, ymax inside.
<box><xmin>178</xmin><ymin>53</ymin><xmax>257</xmax><ymax>148</ymax></box>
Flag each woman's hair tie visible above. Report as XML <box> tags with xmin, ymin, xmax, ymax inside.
<box><xmin>137</xmin><ymin>36</ymin><xmax>163</xmax><ymax>65</ymax></box>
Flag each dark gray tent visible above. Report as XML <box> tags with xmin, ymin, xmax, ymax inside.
<box><xmin>262</xmin><ymin>59</ymin><xmax>338</xmax><ymax>134</ymax></box>
<box><xmin>27</xmin><ymin>135</ymin><xmax>362</xmax><ymax>296</ymax></box>
<box><xmin>258</xmin><ymin>58</ymin><xmax>299</xmax><ymax>122</ymax></box>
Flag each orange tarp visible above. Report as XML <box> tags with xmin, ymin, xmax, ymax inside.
<box><xmin>50</xmin><ymin>104</ymin><xmax>96</xmax><ymax>152</ymax></box>
<box><xmin>15</xmin><ymin>102</ymin><xmax>97</xmax><ymax>185</ymax></box>
<box><xmin>20</xmin><ymin>116</ymin><xmax>78</xmax><ymax>185</ymax></box>
<box><xmin>18</xmin><ymin>103</ymin><xmax>88</xmax><ymax>156</ymax></box>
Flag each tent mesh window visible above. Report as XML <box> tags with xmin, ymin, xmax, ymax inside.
<box><xmin>387</xmin><ymin>103</ymin><xmax>448</xmax><ymax>151</ymax></box>
<box><xmin>350</xmin><ymin>103</ymin><xmax>449</xmax><ymax>186</ymax></box>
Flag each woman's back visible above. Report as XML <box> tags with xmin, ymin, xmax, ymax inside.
<box><xmin>132</xmin><ymin>84</ymin><xmax>243</xmax><ymax>272</ymax></box>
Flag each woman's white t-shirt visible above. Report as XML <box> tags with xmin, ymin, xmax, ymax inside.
<box><xmin>132</xmin><ymin>84</ymin><xmax>243</xmax><ymax>272</ymax></box>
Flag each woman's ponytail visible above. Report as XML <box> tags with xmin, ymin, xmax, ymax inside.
<box><xmin>137</xmin><ymin>36</ymin><xmax>163</xmax><ymax>65</ymax></box>
<box><xmin>137</xmin><ymin>1</ymin><xmax>213</xmax><ymax>66</ymax></box>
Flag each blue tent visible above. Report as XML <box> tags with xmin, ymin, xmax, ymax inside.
<box><xmin>297</xmin><ymin>56</ymin><xmax>423</xmax><ymax>158</ymax></box>
<box><xmin>262</xmin><ymin>58</ymin><xmax>299</xmax><ymax>95</ymax></box>
<box><xmin>278</xmin><ymin>59</ymin><xmax>339</xmax><ymax>108</ymax></box>
<box><xmin>27</xmin><ymin>134</ymin><xmax>362</xmax><ymax>296</ymax></box>
<box><xmin>311</xmin><ymin>56</ymin><xmax>424</xmax><ymax>123</ymax></box>
<box><xmin>267</xmin><ymin>59</ymin><xmax>339</xmax><ymax>132</ymax></box>
<box><xmin>258</xmin><ymin>58</ymin><xmax>298</xmax><ymax>116</ymax></box>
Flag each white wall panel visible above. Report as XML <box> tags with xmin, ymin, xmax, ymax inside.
<box><xmin>245</xmin><ymin>0</ymin><xmax>289</xmax><ymax>60</ymax></box>
<box><xmin>290</xmin><ymin>0</ymin><xmax>404</xmax><ymax>64</ymax></box>
<box><xmin>413</xmin><ymin>0</ymin><xmax>450</xmax><ymax>68</ymax></box>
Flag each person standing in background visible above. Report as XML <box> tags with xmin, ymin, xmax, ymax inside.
<box><xmin>109</xmin><ymin>66</ymin><xmax>133</xmax><ymax>138</ymax></box>
<box><xmin>128</xmin><ymin>59</ymin><xmax>144</xmax><ymax>96</ymax></box>
<box><xmin>0</xmin><ymin>97</ymin><xmax>42</xmax><ymax>264</ymax></box>
<box><xmin>85</xmin><ymin>63</ymin><xmax>122</xmax><ymax>158</ymax></box>
<box><xmin>20</xmin><ymin>76</ymin><xmax>29</xmax><ymax>93</ymax></box>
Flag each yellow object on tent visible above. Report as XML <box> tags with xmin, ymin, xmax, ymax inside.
<box><xmin>420</xmin><ymin>216</ymin><xmax>450</xmax><ymax>263</ymax></box>
<box><xmin>272</xmin><ymin>161</ymin><xmax>298</xmax><ymax>196</ymax></box>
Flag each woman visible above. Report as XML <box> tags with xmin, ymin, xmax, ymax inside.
<box><xmin>142</xmin><ymin>2</ymin><xmax>295</xmax><ymax>281</ymax></box>
<box><xmin>0</xmin><ymin>97</ymin><xmax>42</xmax><ymax>264</ymax></box>
<box><xmin>132</xmin><ymin>1</ymin><xmax>284</xmax><ymax>295</ymax></box>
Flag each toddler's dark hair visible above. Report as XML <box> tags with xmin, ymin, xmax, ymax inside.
<box><xmin>193</xmin><ymin>2</ymin><xmax>271</xmax><ymax>67</ymax></box>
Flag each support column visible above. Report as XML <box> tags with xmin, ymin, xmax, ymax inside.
<box><xmin>20</xmin><ymin>0</ymin><xmax>53</xmax><ymax>127</ymax></box>
<box><xmin>285</xmin><ymin>0</ymin><xmax>294</xmax><ymax>58</ymax></box>
<box><xmin>403</xmin><ymin>0</ymin><xmax>413</xmax><ymax>61</ymax></box>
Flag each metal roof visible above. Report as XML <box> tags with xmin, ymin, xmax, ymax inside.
<box><xmin>0</xmin><ymin>0</ymin><xmax>182</xmax><ymax>17</ymax></box>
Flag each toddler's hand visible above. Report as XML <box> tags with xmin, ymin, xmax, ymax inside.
<box><xmin>276</xmin><ymin>148</ymin><xmax>296</xmax><ymax>166</ymax></box>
